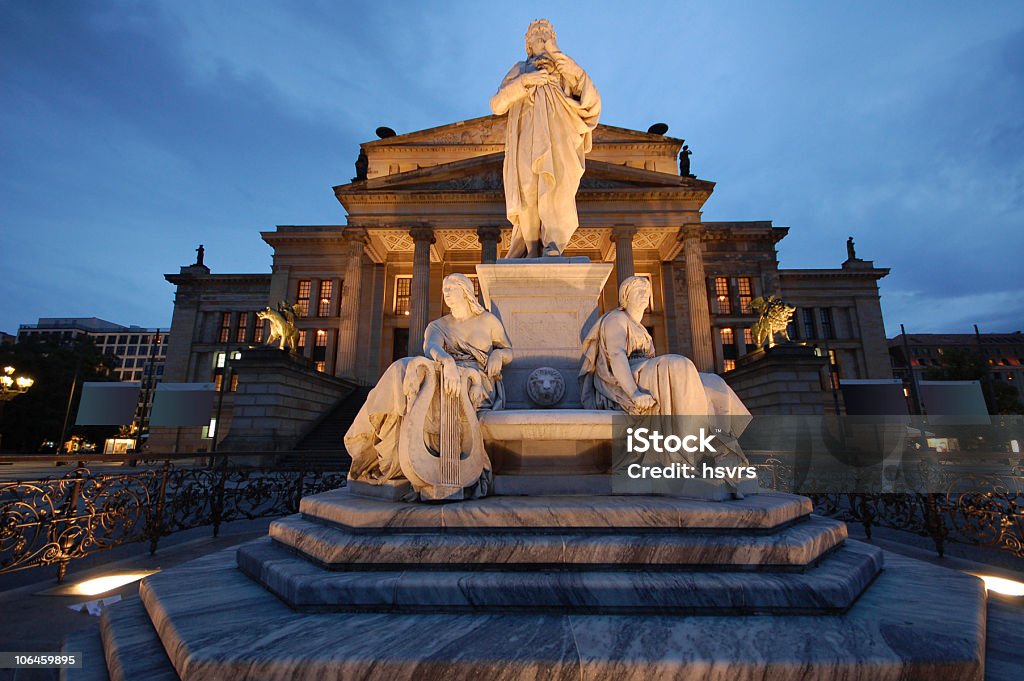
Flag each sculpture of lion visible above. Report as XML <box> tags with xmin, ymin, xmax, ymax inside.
<box><xmin>526</xmin><ymin>366</ymin><xmax>565</xmax><ymax>407</ymax></box>
<box><xmin>750</xmin><ymin>295</ymin><xmax>796</xmax><ymax>349</ymax></box>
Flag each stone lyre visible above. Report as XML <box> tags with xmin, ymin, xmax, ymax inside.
<box><xmin>437</xmin><ymin>362</ymin><xmax>462</xmax><ymax>495</ymax></box>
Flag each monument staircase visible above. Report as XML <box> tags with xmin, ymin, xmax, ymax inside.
<box><xmin>65</xmin><ymin>262</ymin><xmax>1004</xmax><ymax>680</ymax></box>
<box><xmin>277</xmin><ymin>386</ymin><xmax>371</xmax><ymax>470</ymax></box>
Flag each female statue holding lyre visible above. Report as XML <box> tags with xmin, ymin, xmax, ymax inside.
<box><xmin>344</xmin><ymin>274</ymin><xmax>513</xmax><ymax>500</ymax></box>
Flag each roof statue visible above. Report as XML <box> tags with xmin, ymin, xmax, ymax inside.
<box><xmin>490</xmin><ymin>20</ymin><xmax>601</xmax><ymax>257</ymax></box>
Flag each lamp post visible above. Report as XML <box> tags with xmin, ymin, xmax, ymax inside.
<box><xmin>0</xmin><ymin>365</ymin><xmax>35</xmax><ymax>450</ymax></box>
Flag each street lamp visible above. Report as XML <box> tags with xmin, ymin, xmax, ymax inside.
<box><xmin>0</xmin><ymin>365</ymin><xmax>34</xmax><ymax>450</ymax></box>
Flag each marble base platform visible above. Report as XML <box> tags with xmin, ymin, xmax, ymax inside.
<box><xmin>112</xmin><ymin>545</ymin><xmax>985</xmax><ymax>681</ymax></box>
<box><xmin>268</xmin><ymin>513</ymin><xmax>848</xmax><ymax>570</ymax></box>
<box><xmin>237</xmin><ymin>535</ymin><xmax>878</xmax><ymax>614</ymax></box>
<box><xmin>300</xmin><ymin>488</ymin><xmax>811</xmax><ymax>532</ymax></box>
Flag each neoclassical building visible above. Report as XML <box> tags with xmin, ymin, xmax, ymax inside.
<box><xmin>156</xmin><ymin>116</ymin><xmax>891</xmax><ymax>452</ymax></box>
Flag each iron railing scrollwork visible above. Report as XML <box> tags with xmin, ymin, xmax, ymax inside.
<box><xmin>1</xmin><ymin>454</ymin><xmax>347</xmax><ymax>582</ymax></box>
<box><xmin>2</xmin><ymin>449</ymin><xmax>1022</xmax><ymax>583</ymax></box>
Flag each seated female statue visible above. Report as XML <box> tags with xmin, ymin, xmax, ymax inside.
<box><xmin>344</xmin><ymin>274</ymin><xmax>513</xmax><ymax>498</ymax></box>
<box><xmin>580</xmin><ymin>276</ymin><xmax>751</xmax><ymax>482</ymax></box>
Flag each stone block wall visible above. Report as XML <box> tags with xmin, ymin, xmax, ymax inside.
<box><xmin>218</xmin><ymin>347</ymin><xmax>357</xmax><ymax>452</ymax></box>
<box><xmin>724</xmin><ymin>345</ymin><xmax>829</xmax><ymax>415</ymax></box>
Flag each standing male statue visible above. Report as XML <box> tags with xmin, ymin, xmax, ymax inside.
<box><xmin>490</xmin><ymin>20</ymin><xmax>601</xmax><ymax>258</ymax></box>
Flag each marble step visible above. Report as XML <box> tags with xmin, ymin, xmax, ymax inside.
<box><xmin>99</xmin><ymin>597</ymin><xmax>179</xmax><ymax>681</ymax></box>
<box><xmin>135</xmin><ymin>544</ymin><xmax>985</xmax><ymax>681</ymax></box>
<box><xmin>270</xmin><ymin>513</ymin><xmax>847</xmax><ymax>571</ymax></box>
<box><xmin>236</xmin><ymin>536</ymin><xmax>881</xmax><ymax>614</ymax></box>
<box><xmin>491</xmin><ymin>473</ymin><xmax>761</xmax><ymax>499</ymax></box>
<box><xmin>61</xmin><ymin>627</ymin><xmax>109</xmax><ymax>681</ymax></box>
<box><xmin>300</xmin><ymin>488</ymin><xmax>812</xmax><ymax>532</ymax></box>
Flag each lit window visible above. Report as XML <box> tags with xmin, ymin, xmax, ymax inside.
<box><xmin>236</xmin><ymin>312</ymin><xmax>248</xmax><ymax>343</ymax></box>
<box><xmin>317</xmin><ymin>280</ymin><xmax>333</xmax><ymax>318</ymax></box>
<box><xmin>723</xmin><ymin>359</ymin><xmax>736</xmax><ymax>372</ymax></box>
<box><xmin>737</xmin><ymin>277</ymin><xmax>753</xmax><ymax>314</ymax></box>
<box><xmin>255</xmin><ymin>313</ymin><xmax>265</xmax><ymax>341</ymax></box>
<box><xmin>218</xmin><ymin>312</ymin><xmax>231</xmax><ymax>343</ymax></box>
<box><xmin>214</xmin><ymin>374</ymin><xmax>223</xmax><ymax>391</ymax></box>
<box><xmin>298</xmin><ymin>330</ymin><xmax>307</xmax><ymax>348</ymax></box>
<box><xmin>720</xmin><ymin>328</ymin><xmax>734</xmax><ymax>345</ymax></box>
<box><xmin>394</xmin><ymin>275</ymin><xmax>412</xmax><ymax>316</ymax></box>
<box><xmin>315</xmin><ymin>361</ymin><xmax>326</xmax><ymax>373</ymax></box>
<box><xmin>315</xmin><ymin>329</ymin><xmax>328</xmax><ymax>346</ymax></box>
<box><xmin>230</xmin><ymin>374</ymin><xmax>239</xmax><ymax>392</ymax></box>
<box><xmin>715</xmin><ymin>277</ymin><xmax>731</xmax><ymax>315</ymax></box>
<box><xmin>202</xmin><ymin>418</ymin><xmax>217</xmax><ymax>439</ymax></box>
<box><xmin>743</xmin><ymin>328</ymin><xmax>754</xmax><ymax>346</ymax></box>
<box><xmin>296</xmin><ymin>280</ymin><xmax>312</xmax><ymax>316</ymax></box>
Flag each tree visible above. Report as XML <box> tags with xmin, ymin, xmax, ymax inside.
<box><xmin>0</xmin><ymin>336</ymin><xmax>119</xmax><ymax>453</ymax></box>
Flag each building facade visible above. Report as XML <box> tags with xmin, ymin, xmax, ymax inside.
<box><xmin>157</xmin><ymin>116</ymin><xmax>893</xmax><ymax>452</ymax></box>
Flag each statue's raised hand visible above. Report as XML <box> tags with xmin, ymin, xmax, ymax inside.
<box><xmin>520</xmin><ymin>71</ymin><xmax>556</xmax><ymax>88</ymax></box>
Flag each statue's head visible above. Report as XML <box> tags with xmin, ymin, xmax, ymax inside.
<box><xmin>442</xmin><ymin>273</ymin><xmax>485</xmax><ymax>318</ymax></box>
<box><xmin>618</xmin><ymin>276</ymin><xmax>652</xmax><ymax>311</ymax></box>
<box><xmin>525</xmin><ymin>19</ymin><xmax>557</xmax><ymax>56</ymax></box>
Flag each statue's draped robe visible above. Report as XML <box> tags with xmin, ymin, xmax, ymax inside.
<box><xmin>344</xmin><ymin>317</ymin><xmax>504</xmax><ymax>485</ymax></box>
<box><xmin>580</xmin><ymin>310</ymin><xmax>752</xmax><ymax>463</ymax></box>
<box><xmin>491</xmin><ymin>55</ymin><xmax>601</xmax><ymax>257</ymax></box>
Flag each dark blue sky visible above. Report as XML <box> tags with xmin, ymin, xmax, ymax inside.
<box><xmin>2</xmin><ymin>1</ymin><xmax>1022</xmax><ymax>336</ymax></box>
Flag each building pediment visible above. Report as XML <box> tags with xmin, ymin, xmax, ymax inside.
<box><xmin>338</xmin><ymin>154</ymin><xmax>711</xmax><ymax>194</ymax></box>
<box><xmin>356</xmin><ymin>115</ymin><xmax>689</xmax><ymax>180</ymax></box>
<box><xmin>362</xmin><ymin>115</ymin><xmax>683</xmax><ymax>149</ymax></box>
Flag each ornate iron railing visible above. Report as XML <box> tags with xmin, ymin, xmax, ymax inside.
<box><xmin>3</xmin><ymin>449</ymin><xmax>1022</xmax><ymax>583</ymax></box>
<box><xmin>0</xmin><ymin>454</ymin><xmax>347</xmax><ymax>582</ymax></box>
<box><xmin>751</xmin><ymin>451</ymin><xmax>1024</xmax><ymax>559</ymax></box>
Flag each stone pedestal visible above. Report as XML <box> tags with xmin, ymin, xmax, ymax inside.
<box><xmin>217</xmin><ymin>346</ymin><xmax>356</xmax><ymax>454</ymax></box>
<box><xmin>476</xmin><ymin>258</ymin><xmax>613</xmax><ymax>408</ymax></box>
<box><xmin>725</xmin><ymin>344</ymin><xmax>829</xmax><ymax>415</ymax></box>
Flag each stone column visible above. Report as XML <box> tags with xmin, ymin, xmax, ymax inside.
<box><xmin>244</xmin><ymin>311</ymin><xmax>256</xmax><ymax>344</ymax></box>
<box><xmin>336</xmin><ymin>228</ymin><xmax>368</xmax><ymax>378</ymax></box>
<box><xmin>477</xmin><ymin>226</ymin><xmax>501</xmax><ymax>264</ymax></box>
<box><xmin>680</xmin><ymin>225</ymin><xmax>714</xmax><ymax>372</ymax></box>
<box><xmin>308</xmin><ymin>278</ymin><xmax>320</xmax><ymax>318</ymax></box>
<box><xmin>611</xmin><ymin>225</ymin><xmax>637</xmax><ymax>286</ymax></box>
<box><xmin>228</xmin><ymin>311</ymin><xmax>240</xmax><ymax>346</ymax></box>
<box><xmin>328</xmin><ymin>277</ymin><xmax>342</xmax><ymax>317</ymax></box>
<box><xmin>408</xmin><ymin>226</ymin><xmax>435</xmax><ymax>357</ymax></box>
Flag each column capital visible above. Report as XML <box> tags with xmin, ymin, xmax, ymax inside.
<box><xmin>476</xmin><ymin>226</ymin><xmax>502</xmax><ymax>241</ymax></box>
<box><xmin>610</xmin><ymin>225</ymin><xmax>638</xmax><ymax>241</ymax></box>
<box><xmin>678</xmin><ymin>224</ymin><xmax>706</xmax><ymax>241</ymax></box>
<box><xmin>409</xmin><ymin>225</ymin><xmax>436</xmax><ymax>244</ymax></box>
<box><xmin>343</xmin><ymin>226</ymin><xmax>369</xmax><ymax>245</ymax></box>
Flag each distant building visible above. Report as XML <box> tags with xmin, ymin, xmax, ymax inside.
<box><xmin>0</xmin><ymin>331</ymin><xmax>15</xmax><ymax>346</ymax></box>
<box><xmin>888</xmin><ymin>331</ymin><xmax>1024</xmax><ymax>403</ymax></box>
<box><xmin>17</xmin><ymin>317</ymin><xmax>170</xmax><ymax>427</ymax></box>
